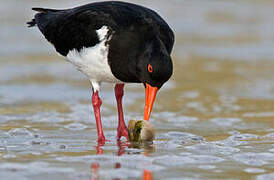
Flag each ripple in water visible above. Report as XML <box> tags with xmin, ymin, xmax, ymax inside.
<box><xmin>185</xmin><ymin>142</ymin><xmax>240</xmax><ymax>155</ymax></box>
<box><xmin>154</xmin><ymin>154</ymin><xmax>224</xmax><ymax>167</ymax></box>
<box><xmin>198</xmin><ymin>165</ymin><xmax>216</xmax><ymax>170</ymax></box>
<box><xmin>7</xmin><ymin>128</ymin><xmax>33</xmax><ymax>138</ymax></box>
<box><xmin>233</xmin><ymin>152</ymin><xmax>274</xmax><ymax>166</ymax></box>
<box><xmin>244</xmin><ymin>168</ymin><xmax>266</xmax><ymax>174</ymax></box>
<box><xmin>216</xmin><ymin>133</ymin><xmax>259</xmax><ymax>147</ymax></box>
<box><xmin>210</xmin><ymin>117</ymin><xmax>242</xmax><ymax>126</ymax></box>
<box><xmin>167</xmin><ymin>132</ymin><xmax>204</xmax><ymax>142</ymax></box>
<box><xmin>64</xmin><ymin>123</ymin><xmax>88</xmax><ymax>131</ymax></box>
<box><xmin>99</xmin><ymin>168</ymin><xmax>142</xmax><ymax>179</ymax></box>
<box><xmin>256</xmin><ymin>173</ymin><xmax>274</xmax><ymax>180</ymax></box>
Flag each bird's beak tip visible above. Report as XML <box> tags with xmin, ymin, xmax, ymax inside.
<box><xmin>144</xmin><ymin>83</ymin><xmax>158</xmax><ymax>121</ymax></box>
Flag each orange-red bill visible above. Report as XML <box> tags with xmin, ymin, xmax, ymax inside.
<box><xmin>144</xmin><ymin>83</ymin><xmax>158</xmax><ymax>121</ymax></box>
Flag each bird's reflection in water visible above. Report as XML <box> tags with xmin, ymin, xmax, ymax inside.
<box><xmin>91</xmin><ymin>162</ymin><xmax>99</xmax><ymax>180</ymax></box>
<box><xmin>128</xmin><ymin>141</ymin><xmax>155</xmax><ymax>155</ymax></box>
<box><xmin>91</xmin><ymin>140</ymin><xmax>154</xmax><ymax>180</ymax></box>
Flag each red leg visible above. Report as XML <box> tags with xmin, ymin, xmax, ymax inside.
<box><xmin>92</xmin><ymin>91</ymin><xmax>106</xmax><ymax>143</ymax></box>
<box><xmin>115</xmin><ymin>84</ymin><xmax>129</xmax><ymax>140</ymax></box>
<box><xmin>117</xmin><ymin>140</ymin><xmax>130</xmax><ymax>156</ymax></box>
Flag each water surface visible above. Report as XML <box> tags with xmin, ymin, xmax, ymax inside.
<box><xmin>1</xmin><ymin>0</ymin><xmax>274</xmax><ymax>179</ymax></box>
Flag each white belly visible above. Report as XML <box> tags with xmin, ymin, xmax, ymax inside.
<box><xmin>66</xmin><ymin>26</ymin><xmax>121</xmax><ymax>84</ymax></box>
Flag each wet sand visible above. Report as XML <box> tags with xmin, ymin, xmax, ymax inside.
<box><xmin>1</xmin><ymin>0</ymin><xmax>274</xmax><ymax>179</ymax></box>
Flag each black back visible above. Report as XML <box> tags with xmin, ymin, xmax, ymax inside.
<box><xmin>28</xmin><ymin>1</ymin><xmax>175</xmax><ymax>83</ymax></box>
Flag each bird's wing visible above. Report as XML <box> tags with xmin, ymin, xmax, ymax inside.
<box><xmin>29</xmin><ymin>2</ymin><xmax>174</xmax><ymax>56</ymax></box>
<box><xmin>142</xmin><ymin>9</ymin><xmax>175</xmax><ymax>54</ymax></box>
<box><xmin>30</xmin><ymin>7</ymin><xmax>116</xmax><ymax>56</ymax></box>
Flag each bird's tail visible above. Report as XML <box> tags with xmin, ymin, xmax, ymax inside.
<box><xmin>27</xmin><ymin>7</ymin><xmax>61</xmax><ymax>27</ymax></box>
<box><xmin>27</xmin><ymin>18</ymin><xmax>36</xmax><ymax>27</ymax></box>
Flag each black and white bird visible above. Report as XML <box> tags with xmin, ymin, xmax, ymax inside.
<box><xmin>28</xmin><ymin>1</ymin><xmax>174</xmax><ymax>143</ymax></box>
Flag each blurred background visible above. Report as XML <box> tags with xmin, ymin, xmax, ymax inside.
<box><xmin>0</xmin><ymin>0</ymin><xmax>274</xmax><ymax>179</ymax></box>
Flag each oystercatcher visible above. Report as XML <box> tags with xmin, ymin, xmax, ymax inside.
<box><xmin>28</xmin><ymin>1</ymin><xmax>174</xmax><ymax>142</ymax></box>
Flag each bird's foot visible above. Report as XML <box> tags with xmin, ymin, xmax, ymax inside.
<box><xmin>116</xmin><ymin>125</ymin><xmax>129</xmax><ymax>141</ymax></box>
<box><xmin>97</xmin><ymin>134</ymin><xmax>107</xmax><ymax>145</ymax></box>
<box><xmin>117</xmin><ymin>139</ymin><xmax>130</xmax><ymax>156</ymax></box>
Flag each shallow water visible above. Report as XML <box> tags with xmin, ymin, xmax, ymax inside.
<box><xmin>1</xmin><ymin>0</ymin><xmax>274</xmax><ymax>179</ymax></box>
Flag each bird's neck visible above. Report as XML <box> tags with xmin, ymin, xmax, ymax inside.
<box><xmin>108</xmin><ymin>31</ymin><xmax>145</xmax><ymax>83</ymax></box>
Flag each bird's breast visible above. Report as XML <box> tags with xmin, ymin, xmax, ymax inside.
<box><xmin>66</xmin><ymin>26</ymin><xmax>122</xmax><ymax>83</ymax></box>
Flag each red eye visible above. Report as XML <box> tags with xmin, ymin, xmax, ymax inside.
<box><xmin>148</xmin><ymin>64</ymin><xmax>153</xmax><ymax>73</ymax></box>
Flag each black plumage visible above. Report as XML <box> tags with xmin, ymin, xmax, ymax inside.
<box><xmin>28</xmin><ymin>1</ymin><xmax>174</xmax><ymax>87</ymax></box>
<box><xmin>28</xmin><ymin>1</ymin><xmax>175</xmax><ymax>141</ymax></box>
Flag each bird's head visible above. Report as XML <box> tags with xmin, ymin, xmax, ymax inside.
<box><xmin>137</xmin><ymin>37</ymin><xmax>173</xmax><ymax>120</ymax></box>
